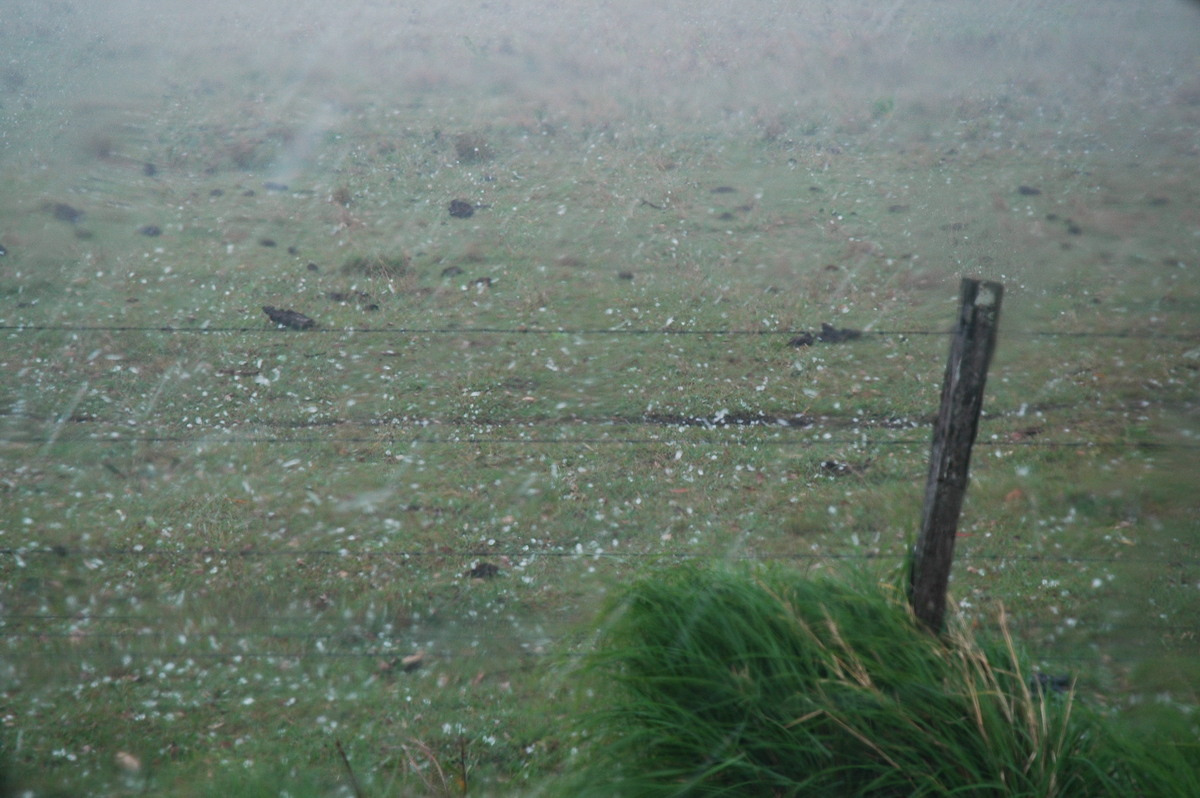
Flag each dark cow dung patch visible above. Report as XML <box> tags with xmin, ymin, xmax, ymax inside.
<box><xmin>788</xmin><ymin>331</ymin><xmax>815</xmax><ymax>347</ymax></box>
<box><xmin>821</xmin><ymin>460</ymin><xmax>869</xmax><ymax>477</ymax></box>
<box><xmin>789</xmin><ymin>323</ymin><xmax>863</xmax><ymax>347</ymax></box>
<box><xmin>47</xmin><ymin>202</ymin><xmax>84</xmax><ymax>223</ymax></box>
<box><xmin>467</xmin><ymin>561</ymin><xmax>501</xmax><ymax>579</ymax></box>
<box><xmin>817</xmin><ymin>323</ymin><xmax>862</xmax><ymax>343</ymax></box>
<box><xmin>448</xmin><ymin>199</ymin><xmax>475</xmax><ymax>218</ymax></box>
<box><xmin>262</xmin><ymin>306</ymin><xmax>315</xmax><ymax>330</ymax></box>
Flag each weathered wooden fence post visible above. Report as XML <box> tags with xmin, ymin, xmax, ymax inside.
<box><xmin>910</xmin><ymin>278</ymin><xmax>1004</xmax><ymax>634</ymax></box>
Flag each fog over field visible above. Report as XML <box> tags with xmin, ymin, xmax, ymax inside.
<box><xmin>5</xmin><ymin>1</ymin><xmax>1199</xmax><ymax>169</ymax></box>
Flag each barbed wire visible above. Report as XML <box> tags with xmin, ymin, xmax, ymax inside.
<box><xmin>3</xmin><ymin>432</ymin><xmax>1190</xmax><ymax>450</ymax></box>
<box><xmin>3</xmin><ymin>546</ymin><xmax>1195</xmax><ymax>567</ymax></box>
<box><xmin>1</xmin><ymin>324</ymin><xmax>1196</xmax><ymax>341</ymax></box>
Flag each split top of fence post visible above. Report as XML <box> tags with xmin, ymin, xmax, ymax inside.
<box><xmin>910</xmin><ymin>278</ymin><xmax>1004</xmax><ymax>635</ymax></box>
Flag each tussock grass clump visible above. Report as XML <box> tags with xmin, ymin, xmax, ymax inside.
<box><xmin>341</xmin><ymin>252</ymin><xmax>411</xmax><ymax>279</ymax></box>
<box><xmin>562</xmin><ymin>564</ymin><xmax>1197</xmax><ymax>797</ymax></box>
<box><xmin>453</xmin><ymin>131</ymin><xmax>493</xmax><ymax>163</ymax></box>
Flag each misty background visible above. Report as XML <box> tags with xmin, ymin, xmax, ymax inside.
<box><xmin>4</xmin><ymin>1</ymin><xmax>1198</xmax><ymax>178</ymax></box>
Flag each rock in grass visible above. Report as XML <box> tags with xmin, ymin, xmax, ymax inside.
<box><xmin>262</xmin><ymin>306</ymin><xmax>315</xmax><ymax>330</ymax></box>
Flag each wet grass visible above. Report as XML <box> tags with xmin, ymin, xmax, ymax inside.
<box><xmin>2</xmin><ymin>0</ymin><xmax>1199</xmax><ymax>794</ymax></box>
<box><xmin>554</xmin><ymin>564</ymin><xmax>1200</xmax><ymax>796</ymax></box>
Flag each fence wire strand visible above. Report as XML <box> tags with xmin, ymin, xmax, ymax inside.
<box><xmin>2</xmin><ymin>323</ymin><xmax>1198</xmax><ymax>340</ymax></box>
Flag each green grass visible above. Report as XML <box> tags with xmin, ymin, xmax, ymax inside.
<box><xmin>553</xmin><ymin>563</ymin><xmax>1200</xmax><ymax>796</ymax></box>
<box><xmin>2</xmin><ymin>0</ymin><xmax>1199</xmax><ymax>794</ymax></box>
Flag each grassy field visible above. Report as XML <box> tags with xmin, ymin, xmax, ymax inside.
<box><xmin>2</xmin><ymin>0</ymin><xmax>1198</xmax><ymax>794</ymax></box>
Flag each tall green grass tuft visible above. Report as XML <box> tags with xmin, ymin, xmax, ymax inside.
<box><xmin>557</xmin><ymin>564</ymin><xmax>1198</xmax><ymax>797</ymax></box>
